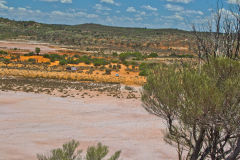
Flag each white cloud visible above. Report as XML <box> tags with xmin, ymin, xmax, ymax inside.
<box><xmin>139</xmin><ymin>11</ymin><xmax>146</xmax><ymax>16</ymax></box>
<box><xmin>60</xmin><ymin>0</ymin><xmax>72</xmax><ymax>3</ymax></box>
<box><xmin>51</xmin><ymin>10</ymin><xmax>99</xmax><ymax>19</ymax></box>
<box><xmin>165</xmin><ymin>13</ymin><xmax>184</xmax><ymax>20</ymax></box>
<box><xmin>40</xmin><ymin>0</ymin><xmax>72</xmax><ymax>3</ymax></box>
<box><xmin>100</xmin><ymin>0</ymin><xmax>119</xmax><ymax>6</ymax></box>
<box><xmin>181</xmin><ymin>10</ymin><xmax>204</xmax><ymax>15</ymax></box>
<box><xmin>0</xmin><ymin>0</ymin><xmax>8</xmax><ymax>10</ymax></box>
<box><xmin>166</xmin><ymin>0</ymin><xmax>192</xmax><ymax>4</ymax></box>
<box><xmin>126</xmin><ymin>7</ymin><xmax>136</xmax><ymax>12</ymax></box>
<box><xmin>18</xmin><ymin>7</ymin><xmax>27</xmax><ymax>12</ymax></box>
<box><xmin>227</xmin><ymin>0</ymin><xmax>240</xmax><ymax>4</ymax></box>
<box><xmin>165</xmin><ymin>4</ymin><xmax>184</xmax><ymax>11</ymax></box>
<box><xmin>100</xmin><ymin>0</ymin><xmax>114</xmax><ymax>4</ymax></box>
<box><xmin>142</xmin><ymin>5</ymin><xmax>157</xmax><ymax>11</ymax></box>
<box><xmin>94</xmin><ymin>4</ymin><xmax>111</xmax><ymax>11</ymax></box>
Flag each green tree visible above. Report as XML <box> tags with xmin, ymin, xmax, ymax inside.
<box><xmin>37</xmin><ymin>140</ymin><xmax>121</xmax><ymax>160</ymax></box>
<box><xmin>35</xmin><ymin>47</ymin><xmax>41</xmax><ymax>55</ymax></box>
<box><xmin>142</xmin><ymin>58</ymin><xmax>240</xmax><ymax>160</ymax></box>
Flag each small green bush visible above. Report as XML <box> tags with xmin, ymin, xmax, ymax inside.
<box><xmin>28</xmin><ymin>58</ymin><xmax>36</xmax><ymax>63</ymax></box>
<box><xmin>105</xmin><ymin>68</ymin><xmax>112</xmax><ymax>75</ymax></box>
<box><xmin>0</xmin><ymin>50</ymin><xmax>8</xmax><ymax>55</ymax></box>
<box><xmin>169</xmin><ymin>53</ymin><xmax>194</xmax><ymax>58</ymax></box>
<box><xmin>37</xmin><ymin>140</ymin><xmax>121</xmax><ymax>160</ymax></box>
<box><xmin>59</xmin><ymin>59</ymin><xmax>67</xmax><ymax>65</ymax></box>
<box><xmin>148</xmin><ymin>53</ymin><xmax>158</xmax><ymax>58</ymax></box>
<box><xmin>24</xmin><ymin>52</ymin><xmax>34</xmax><ymax>56</ymax></box>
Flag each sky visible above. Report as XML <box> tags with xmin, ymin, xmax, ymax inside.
<box><xmin>0</xmin><ymin>0</ymin><xmax>239</xmax><ymax>30</ymax></box>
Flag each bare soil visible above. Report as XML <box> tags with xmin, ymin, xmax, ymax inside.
<box><xmin>0</xmin><ymin>91</ymin><xmax>177</xmax><ymax>160</ymax></box>
<box><xmin>0</xmin><ymin>40</ymin><xmax>60</xmax><ymax>53</ymax></box>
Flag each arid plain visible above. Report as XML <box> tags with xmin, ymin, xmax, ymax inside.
<box><xmin>0</xmin><ymin>90</ymin><xmax>177</xmax><ymax>160</ymax></box>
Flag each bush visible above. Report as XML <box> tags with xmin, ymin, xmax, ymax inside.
<box><xmin>28</xmin><ymin>58</ymin><xmax>36</xmax><ymax>63</ymax></box>
<box><xmin>0</xmin><ymin>50</ymin><xmax>8</xmax><ymax>55</ymax></box>
<box><xmin>43</xmin><ymin>54</ymin><xmax>65</xmax><ymax>62</ymax></box>
<box><xmin>73</xmin><ymin>54</ymin><xmax>80</xmax><ymax>58</ymax></box>
<box><xmin>119</xmin><ymin>52</ymin><xmax>143</xmax><ymax>61</ymax></box>
<box><xmin>24</xmin><ymin>52</ymin><xmax>34</xmax><ymax>56</ymax></box>
<box><xmin>105</xmin><ymin>68</ymin><xmax>111</xmax><ymax>75</ymax></box>
<box><xmin>37</xmin><ymin>140</ymin><xmax>121</xmax><ymax>160</ymax></box>
<box><xmin>148</xmin><ymin>53</ymin><xmax>158</xmax><ymax>58</ymax></box>
<box><xmin>35</xmin><ymin>47</ymin><xmax>40</xmax><ymax>55</ymax></box>
<box><xmin>117</xmin><ymin>64</ymin><xmax>121</xmax><ymax>69</ymax></box>
<box><xmin>142</xmin><ymin>58</ymin><xmax>240</xmax><ymax>160</ymax></box>
<box><xmin>79</xmin><ymin>55</ymin><xmax>91</xmax><ymax>64</ymax></box>
<box><xmin>2</xmin><ymin>58</ymin><xmax>10</xmax><ymax>65</ymax></box>
<box><xmin>59</xmin><ymin>59</ymin><xmax>67</xmax><ymax>65</ymax></box>
<box><xmin>112</xmin><ymin>52</ymin><xmax>118</xmax><ymax>57</ymax></box>
<box><xmin>92</xmin><ymin>58</ymin><xmax>109</xmax><ymax>66</ymax></box>
<box><xmin>169</xmin><ymin>53</ymin><xmax>194</xmax><ymax>58</ymax></box>
<box><xmin>111</xmin><ymin>59</ymin><xmax>119</xmax><ymax>63</ymax></box>
<box><xmin>139</xmin><ymin>70</ymin><xmax>147</xmax><ymax>76</ymax></box>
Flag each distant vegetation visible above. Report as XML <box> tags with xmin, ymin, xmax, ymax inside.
<box><xmin>0</xmin><ymin>17</ymin><xmax>195</xmax><ymax>54</ymax></box>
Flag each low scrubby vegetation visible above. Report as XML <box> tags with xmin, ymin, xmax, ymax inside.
<box><xmin>37</xmin><ymin>140</ymin><xmax>121</xmax><ymax>160</ymax></box>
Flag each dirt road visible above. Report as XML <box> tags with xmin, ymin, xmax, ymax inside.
<box><xmin>0</xmin><ymin>91</ymin><xmax>177</xmax><ymax>160</ymax></box>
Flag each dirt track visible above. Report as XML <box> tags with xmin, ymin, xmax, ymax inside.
<box><xmin>0</xmin><ymin>91</ymin><xmax>177</xmax><ymax>160</ymax></box>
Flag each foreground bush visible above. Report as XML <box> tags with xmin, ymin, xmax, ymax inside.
<box><xmin>142</xmin><ymin>58</ymin><xmax>240</xmax><ymax>160</ymax></box>
<box><xmin>37</xmin><ymin>140</ymin><xmax>121</xmax><ymax>160</ymax></box>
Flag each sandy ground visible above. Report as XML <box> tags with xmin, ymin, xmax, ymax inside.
<box><xmin>0</xmin><ymin>41</ymin><xmax>59</xmax><ymax>53</ymax></box>
<box><xmin>0</xmin><ymin>91</ymin><xmax>177</xmax><ymax>160</ymax></box>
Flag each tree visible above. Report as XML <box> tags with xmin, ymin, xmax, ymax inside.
<box><xmin>35</xmin><ymin>47</ymin><xmax>41</xmax><ymax>55</ymax></box>
<box><xmin>192</xmin><ymin>0</ymin><xmax>240</xmax><ymax>62</ymax></box>
<box><xmin>142</xmin><ymin>58</ymin><xmax>240</xmax><ymax>160</ymax></box>
<box><xmin>37</xmin><ymin>140</ymin><xmax>121</xmax><ymax>160</ymax></box>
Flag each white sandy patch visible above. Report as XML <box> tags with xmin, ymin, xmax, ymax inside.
<box><xmin>0</xmin><ymin>91</ymin><xmax>177</xmax><ymax>160</ymax></box>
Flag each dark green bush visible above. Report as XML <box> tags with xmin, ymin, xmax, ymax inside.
<box><xmin>169</xmin><ymin>53</ymin><xmax>194</xmax><ymax>58</ymax></box>
<box><xmin>105</xmin><ymin>68</ymin><xmax>112</xmax><ymax>75</ymax></box>
<box><xmin>24</xmin><ymin>52</ymin><xmax>34</xmax><ymax>56</ymax></box>
<box><xmin>148</xmin><ymin>53</ymin><xmax>158</xmax><ymax>58</ymax></box>
<box><xmin>59</xmin><ymin>59</ymin><xmax>67</xmax><ymax>65</ymax></box>
<box><xmin>28</xmin><ymin>58</ymin><xmax>36</xmax><ymax>63</ymax></box>
<box><xmin>0</xmin><ymin>50</ymin><xmax>8</xmax><ymax>55</ymax></box>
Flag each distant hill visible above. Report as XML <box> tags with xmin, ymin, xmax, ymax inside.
<box><xmin>0</xmin><ymin>17</ymin><xmax>195</xmax><ymax>54</ymax></box>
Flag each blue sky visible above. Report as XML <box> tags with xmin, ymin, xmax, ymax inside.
<box><xmin>0</xmin><ymin>0</ymin><xmax>239</xmax><ymax>30</ymax></box>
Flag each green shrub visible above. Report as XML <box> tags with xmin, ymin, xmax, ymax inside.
<box><xmin>43</xmin><ymin>54</ymin><xmax>65</xmax><ymax>62</ymax></box>
<box><xmin>117</xmin><ymin>64</ymin><xmax>121</xmax><ymax>69</ymax></box>
<box><xmin>119</xmin><ymin>52</ymin><xmax>143</xmax><ymax>61</ymax></box>
<box><xmin>148</xmin><ymin>53</ymin><xmax>158</xmax><ymax>58</ymax></box>
<box><xmin>112</xmin><ymin>52</ymin><xmax>118</xmax><ymax>57</ymax></box>
<box><xmin>35</xmin><ymin>47</ymin><xmax>40</xmax><ymax>55</ymax></box>
<box><xmin>105</xmin><ymin>68</ymin><xmax>111</xmax><ymax>75</ymax></box>
<box><xmin>28</xmin><ymin>58</ymin><xmax>36</xmax><ymax>63</ymax></box>
<box><xmin>37</xmin><ymin>140</ymin><xmax>121</xmax><ymax>160</ymax></box>
<box><xmin>92</xmin><ymin>58</ymin><xmax>109</xmax><ymax>66</ymax></box>
<box><xmin>59</xmin><ymin>59</ymin><xmax>67</xmax><ymax>65</ymax></box>
<box><xmin>0</xmin><ymin>50</ymin><xmax>7</xmax><ymax>55</ymax></box>
<box><xmin>24</xmin><ymin>52</ymin><xmax>34</xmax><ymax>56</ymax></box>
<box><xmin>73</xmin><ymin>54</ymin><xmax>80</xmax><ymax>58</ymax></box>
<box><xmin>2</xmin><ymin>58</ymin><xmax>10</xmax><ymax>65</ymax></box>
<box><xmin>169</xmin><ymin>53</ymin><xmax>194</xmax><ymax>58</ymax></box>
<box><xmin>111</xmin><ymin>59</ymin><xmax>119</xmax><ymax>63</ymax></box>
